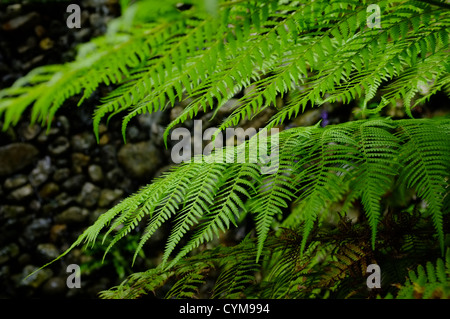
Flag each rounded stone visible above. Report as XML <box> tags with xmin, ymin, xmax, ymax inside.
<box><xmin>117</xmin><ymin>141</ymin><xmax>162</xmax><ymax>180</ymax></box>
<box><xmin>0</xmin><ymin>143</ymin><xmax>39</xmax><ymax>176</ymax></box>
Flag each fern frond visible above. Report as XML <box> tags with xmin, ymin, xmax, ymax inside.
<box><xmin>396</xmin><ymin>118</ymin><xmax>450</xmax><ymax>253</ymax></box>
<box><xmin>2</xmin><ymin>0</ymin><xmax>448</xmax><ymax>139</ymax></box>
<box><xmin>38</xmin><ymin>118</ymin><xmax>448</xmax><ymax>275</ymax></box>
<box><xmin>390</xmin><ymin>248</ymin><xmax>450</xmax><ymax>299</ymax></box>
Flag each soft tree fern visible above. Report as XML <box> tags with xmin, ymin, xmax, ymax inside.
<box><xmin>1</xmin><ymin>0</ymin><xmax>449</xmax><ymax>298</ymax></box>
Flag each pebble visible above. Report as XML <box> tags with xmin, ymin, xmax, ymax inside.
<box><xmin>52</xmin><ymin>168</ymin><xmax>71</xmax><ymax>182</ymax></box>
<box><xmin>42</xmin><ymin>277</ymin><xmax>66</xmax><ymax>296</ymax></box>
<box><xmin>38</xmin><ymin>182</ymin><xmax>60</xmax><ymax>199</ymax></box>
<box><xmin>19</xmin><ymin>265</ymin><xmax>53</xmax><ymax>290</ymax></box>
<box><xmin>0</xmin><ymin>243</ymin><xmax>20</xmax><ymax>265</ymax></box>
<box><xmin>22</xmin><ymin>218</ymin><xmax>52</xmax><ymax>243</ymax></box>
<box><xmin>36</xmin><ymin>243</ymin><xmax>59</xmax><ymax>262</ymax></box>
<box><xmin>117</xmin><ymin>141</ymin><xmax>162</xmax><ymax>180</ymax></box>
<box><xmin>71</xmin><ymin>131</ymin><xmax>96</xmax><ymax>152</ymax></box>
<box><xmin>48</xmin><ymin>136</ymin><xmax>70</xmax><ymax>155</ymax></box>
<box><xmin>29</xmin><ymin>199</ymin><xmax>41</xmax><ymax>212</ymax></box>
<box><xmin>0</xmin><ymin>143</ymin><xmax>39</xmax><ymax>176</ymax></box>
<box><xmin>0</xmin><ymin>205</ymin><xmax>26</xmax><ymax>220</ymax></box>
<box><xmin>29</xmin><ymin>156</ymin><xmax>52</xmax><ymax>187</ymax></box>
<box><xmin>2</xmin><ymin>12</ymin><xmax>39</xmax><ymax>31</ymax></box>
<box><xmin>100</xmin><ymin>144</ymin><xmax>117</xmax><ymax>169</ymax></box>
<box><xmin>88</xmin><ymin>164</ymin><xmax>104</xmax><ymax>183</ymax></box>
<box><xmin>49</xmin><ymin>224</ymin><xmax>67</xmax><ymax>243</ymax></box>
<box><xmin>98</xmin><ymin>189</ymin><xmax>123</xmax><ymax>207</ymax></box>
<box><xmin>55</xmin><ymin>206</ymin><xmax>89</xmax><ymax>224</ymax></box>
<box><xmin>18</xmin><ymin>123</ymin><xmax>41</xmax><ymax>140</ymax></box>
<box><xmin>71</xmin><ymin>152</ymin><xmax>90</xmax><ymax>174</ymax></box>
<box><xmin>7</xmin><ymin>184</ymin><xmax>34</xmax><ymax>201</ymax></box>
<box><xmin>54</xmin><ymin>192</ymin><xmax>75</xmax><ymax>208</ymax></box>
<box><xmin>62</xmin><ymin>174</ymin><xmax>86</xmax><ymax>193</ymax></box>
<box><xmin>3</xmin><ymin>174</ymin><xmax>28</xmax><ymax>190</ymax></box>
<box><xmin>291</xmin><ymin>109</ymin><xmax>323</xmax><ymax>127</ymax></box>
<box><xmin>37</xmin><ymin>128</ymin><xmax>59</xmax><ymax>144</ymax></box>
<box><xmin>39</xmin><ymin>37</ymin><xmax>53</xmax><ymax>50</ymax></box>
<box><xmin>0</xmin><ymin>0</ymin><xmax>123</xmax><ymax>298</ymax></box>
<box><xmin>77</xmin><ymin>182</ymin><xmax>101</xmax><ymax>208</ymax></box>
<box><xmin>55</xmin><ymin>116</ymin><xmax>70</xmax><ymax>135</ymax></box>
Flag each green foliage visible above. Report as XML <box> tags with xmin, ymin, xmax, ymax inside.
<box><xmin>2</xmin><ymin>0</ymin><xmax>449</xmax><ymax>298</ymax></box>
<box><xmin>386</xmin><ymin>248</ymin><xmax>450</xmax><ymax>299</ymax></box>
<box><xmin>1</xmin><ymin>0</ymin><xmax>449</xmax><ymax>140</ymax></box>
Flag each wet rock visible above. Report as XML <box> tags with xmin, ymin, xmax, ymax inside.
<box><xmin>73</xmin><ymin>27</ymin><xmax>91</xmax><ymax>42</ymax></box>
<box><xmin>55</xmin><ymin>116</ymin><xmax>70</xmax><ymax>135</ymax></box>
<box><xmin>48</xmin><ymin>136</ymin><xmax>70</xmax><ymax>155</ymax></box>
<box><xmin>0</xmin><ymin>205</ymin><xmax>26</xmax><ymax>220</ymax></box>
<box><xmin>54</xmin><ymin>192</ymin><xmax>75</xmax><ymax>208</ymax></box>
<box><xmin>100</xmin><ymin>144</ymin><xmax>117</xmax><ymax>169</ymax></box>
<box><xmin>50</xmin><ymin>224</ymin><xmax>67</xmax><ymax>243</ymax></box>
<box><xmin>39</xmin><ymin>37</ymin><xmax>54</xmax><ymax>50</ymax></box>
<box><xmin>71</xmin><ymin>132</ymin><xmax>95</xmax><ymax>153</ymax></box>
<box><xmin>42</xmin><ymin>201</ymin><xmax>60</xmax><ymax>216</ymax></box>
<box><xmin>55</xmin><ymin>206</ymin><xmax>89</xmax><ymax>224</ymax></box>
<box><xmin>53</xmin><ymin>168</ymin><xmax>71</xmax><ymax>182</ymax></box>
<box><xmin>5</xmin><ymin>4</ymin><xmax>22</xmax><ymax>15</ymax></box>
<box><xmin>20</xmin><ymin>54</ymin><xmax>45</xmax><ymax>71</ymax></box>
<box><xmin>98</xmin><ymin>189</ymin><xmax>123</xmax><ymax>207</ymax></box>
<box><xmin>18</xmin><ymin>123</ymin><xmax>41</xmax><ymax>140</ymax></box>
<box><xmin>126</xmin><ymin>125</ymin><xmax>141</xmax><ymax>142</ymax></box>
<box><xmin>291</xmin><ymin>109</ymin><xmax>322</xmax><ymax>127</ymax></box>
<box><xmin>2</xmin><ymin>12</ymin><xmax>40</xmax><ymax>31</ymax></box>
<box><xmin>36</xmin><ymin>243</ymin><xmax>59</xmax><ymax>262</ymax></box>
<box><xmin>7</xmin><ymin>184</ymin><xmax>34</xmax><ymax>201</ymax></box>
<box><xmin>105</xmin><ymin>167</ymin><xmax>123</xmax><ymax>186</ymax></box>
<box><xmin>98</xmin><ymin>133</ymin><xmax>110</xmax><ymax>145</ymax></box>
<box><xmin>38</xmin><ymin>182</ymin><xmax>60</xmax><ymax>199</ymax></box>
<box><xmin>62</xmin><ymin>174</ymin><xmax>86</xmax><ymax>193</ymax></box>
<box><xmin>17</xmin><ymin>36</ymin><xmax>37</xmax><ymax>54</ymax></box>
<box><xmin>29</xmin><ymin>156</ymin><xmax>52</xmax><ymax>187</ymax></box>
<box><xmin>0</xmin><ymin>243</ymin><xmax>20</xmax><ymax>265</ymax></box>
<box><xmin>42</xmin><ymin>277</ymin><xmax>66</xmax><ymax>296</ymax></box>
<box><xmin>0</xmin><ymin>143</ymin><xmax>39</xmax><ymax>176</ymax></box>
<box><xmin>77</xmin><ymin>182</ymin><xmax>101</xmax><ymax>208</ymax></box>
<box><xmin>117</xmin><ymin>141</ymin><xmax>162</xmax><ymax>179</ymax></box>
<box><xmin>37</xmin><ymin>128</ymin><xmax>59</xmax><ymax>144</ymax></box>
<box><xmin>20</xmin><ymin>265</ymin><xmax>52</xmax><ymax>289</ymax></box>
<box><xmin>88</xmin><ymin>164</ymin><xmax>103</xmax><ymax>183</ymax></box>
<box><xmin>71</xmin><ymin>153</ymin><xmax>90</xmax><ymax>174</ymax></box>
<box><xmin>3</xmin><ymin>174</ymin><xmax>28</xmax><ymax>190</ymax></box>
<box><xmin>29</xmin><ymin>199</ymin><xmax>41</xmax><ymax>212</ymax></box>
<box><xmin>22</xmin><ymin>218</ymin><xmax>52</xmax><ymax>243</ymax></box>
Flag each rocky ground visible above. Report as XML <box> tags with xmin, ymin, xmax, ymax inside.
<box><xmin>0</xmin><ymin>0</ymin><xmax>158</xmax><ymax>298</ymax></box>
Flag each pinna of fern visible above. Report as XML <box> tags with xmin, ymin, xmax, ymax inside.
<box><xmin>99</xmin><ymin>211</ymin><xmax>447</xmax><ymax>299</ymax></box>
<box><xmin>0</xmin><ymin>0</ymin><xmax>449</xmax><ymax>140</ymax></box>
<box><xmin>36</xmin><ymin>117</ymin><xmax>449</xmax><ymax>277</ymax></box>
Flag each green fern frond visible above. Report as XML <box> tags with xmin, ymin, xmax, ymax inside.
<box><xmin>396</xmin><ymin>118</ymin><xmax>450</xmax><ymax>253</ymax></box>
<box><xmin>36</xmin><ymin>118</ymin><xmax>448</xmax><ymax>275</ymax></box>
<box><xmin>1</xmin><ymin>0</ymin><xmax>449</xmax><ymax>140</ymax></box>
<box><xmin>389</xmin><ymin>248</ymin><xmax>450</xmax><ymax>299</ymax></box>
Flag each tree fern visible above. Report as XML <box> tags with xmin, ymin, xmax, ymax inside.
<box><xmin>30</xmin><ymin>117</ymin><xmax>449</xmax><ymax>277</ymax></box>
<box><xmin>2</xmin><ymin>0</ymin><xmax>449</xmax><ymax>298</ymax></box>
